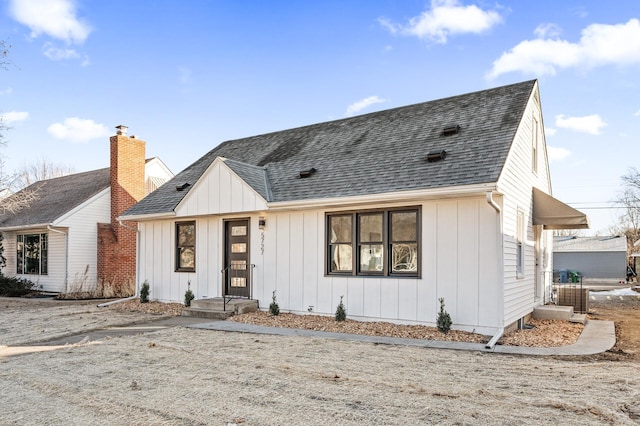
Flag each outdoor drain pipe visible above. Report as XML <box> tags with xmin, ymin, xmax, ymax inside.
<box><xmin>97</xmin><ymin>219</ymin><xmax>140</xmax><ymax>308</ymax></box>
<box><xmin>47</xmin><ymin>225</ymin><xmax>69</xmax><ymax>294</ymax></box>
<box><xmin>485</xmin><ymin>191</ymin><xmax>504</xmax><ymax>349</ymax></box>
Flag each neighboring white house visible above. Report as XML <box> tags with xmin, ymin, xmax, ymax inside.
<box><xmin>553</xmin><ymin>235</ymin><xmax>628</xmax><ymax>281</ymax></box>
<box><xmin>0</xmin><ymin>127</ymin><xmax>173</xmax><ymax>293</ymax></box>
<box><xmin>121</xmin><ymin>80</ymin><xmax>588</xmax><ymax>335</ymax></box>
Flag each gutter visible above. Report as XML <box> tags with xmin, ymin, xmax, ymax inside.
<box><xmin>97</xmin><ymin>219</ymin><xmax>141</xmax><ymax>308</ymax></box>
<box><xmin>47</xmin><ymin>225</ymin><xmax>69</xmax><ymax>293</ymax></box>
<box><xmin>485</xmin><ymin>328</ymin><xmax>504</xmax><ymax>350</ymax></box>
<box><xmin>269</xmin><ymin>183</ymin><xmax>499</xmax><ymax>211</ymax></box>
<box><xmin>485</xmin><ymin>191</ymin><xmax>504</xmax><ymax>349</ymax></box>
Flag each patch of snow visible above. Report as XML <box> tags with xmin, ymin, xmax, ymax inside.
<box><xmin>591</xmin><ymin>287</ymin><xmax>640</xmax><ymax>296</ymax></box>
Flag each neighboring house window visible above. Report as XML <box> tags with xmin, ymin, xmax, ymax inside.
<box><xmin>517</xmin><ymin>210</ymin><xmax>524</xmax><ymax>278</ymax></box>
<box><xmin>327</xmin><ymin>208</ymin><xmax>420</xmax><ymax>277</ymax></box>
<box><xmin>532</xmin><ymin>117</ymin><xmax>538</xmax><ymax>174</ymax></box>
<box><xmin>176</xmin><ymin>221</ymin><xmax>195</xmax><ymax>272</ymax></box>
<box><xmin>16</xmin><ymin>233</ymin><xmax>48</xmax><ymax>275</ymax></box>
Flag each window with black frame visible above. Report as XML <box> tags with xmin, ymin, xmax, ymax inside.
<box><xmin>17</xmin><ymin>233</ymin><xmax>48</xmax><ymax>275</ymax></box>
<box><xmin>327</xmin><ymin>208</ymin><xmax>420</xmax><ymax>277</ymax></box>
<box><xmin>176</xmin><ymin>221</ymin><xmax>195</xmax><ymax>272</ymax></box>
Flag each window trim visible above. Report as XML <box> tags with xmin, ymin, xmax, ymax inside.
<box><xmin>16</xmin><ymin>232</ymin><xmax>48</xmax><ymax>276</ymax></box>
<box><xmin>326</xmin><ymin>207</ymin><xmax>421</xmax><ymax>278</ymax></box>
<box><xmin>175</xmin><ymin>221</ymin><xmax>196</xmax><ymax>272</ymax></box>
<box><xmin>516</xmin><ymin>209</ymin><xmax>525</xmax><ymax>279</ymax></box>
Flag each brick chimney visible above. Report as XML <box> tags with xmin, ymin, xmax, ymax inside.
<box><xmin>97</xmin><ymin>125</ymin><xmax>146</xmax><ymax>295</ymax></box>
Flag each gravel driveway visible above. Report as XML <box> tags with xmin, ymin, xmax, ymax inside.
<box><xmin>1</xmin><ymin>297</ymin><xmax>639</xmax><ymax>425</ymax></box>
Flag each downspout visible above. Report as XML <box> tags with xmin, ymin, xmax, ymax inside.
<box><xmin>47</xmin><ymin>225</ymin><xmax>68</xmax><ymax>293</ymax></box>
<box><xmin>485</xmin><ymin>192</ymin><xmax>504</xmax><ymax>349</ymax></box>
<box><xmin>97</xmin><ymin>219</ymin><xmax>140</xmax><ymax>308</ymax></box>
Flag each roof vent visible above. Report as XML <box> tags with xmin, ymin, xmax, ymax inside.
<box><xmin>426</xmin><ymin>150</ymin><xmax>447</xmax><ymax>163</ymax></box>
<box><xmin>176</xmin><ymin>182</ymin><xmax>190</xmax><ymax>191</ymax></box>
<box><xmin>442</xmin><ymin>124</ymin><xmax>460</xmax><ymax>136</ymax></box>
<box><xmin>299</xmin><ymin>167</ymin><xmax>317</xmax><ymax>178</ymax></box>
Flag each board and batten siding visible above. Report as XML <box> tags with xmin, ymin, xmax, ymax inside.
<box><xmin>174</xmin><ymin>160</ymin><xmax>268</xmax><ymax>218</ymax></box>
<box><xmin>497</xmin><ymin>83</ymin><xmax>554</xmax><ymax>327</ymax></box>
<box><xmin>139</xmin><ymin>196</ymin><xmax>502</xmax><ymax>333</ymax></box>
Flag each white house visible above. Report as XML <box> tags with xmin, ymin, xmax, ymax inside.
<box><xmin>0</xmin><ymin>126</ymin><xmax>173</xmax><ymax>294</ymax></box>
<box><xmin>121</xmin><ymin>80</ymin><xmax>588</xmax><ymax>335</ymax></box>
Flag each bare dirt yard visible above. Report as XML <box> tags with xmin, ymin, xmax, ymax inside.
<box><xmin>1</xmin><ymin>294</ymin><xmax>639</xmax><ymax>425</ymax></box>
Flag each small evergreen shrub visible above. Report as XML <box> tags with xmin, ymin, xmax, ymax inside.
<box><xmin>184</xmin><ymin>281</ymin><xmax>194</xmax><ymax>307</ymax></box>
<box><xmin>436</xmin><ymin>297</ymin><xmax>452</xmax><ymax>334</ymax></box>
<box><xmin>335</xmin><ymin>295</ymin><xmax>346</xmax><ymax>322</ymax></box>
<box><xmin>0</xmin><ymin>275</ymin><xmax>36</xmax><ymax>297</ymax></box>
<box><xmin>269</xmin><ymin>290</ymin><xmax>280</xmax><ymax>316</ymax></box>
<box><xmin>140</xmin><ymin>280</ymin><xmax>150</xmax><ymax>303</ymax></box>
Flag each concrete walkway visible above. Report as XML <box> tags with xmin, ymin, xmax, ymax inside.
<box><xmin>190</xmin><ymin>319</ymin><xmax>616</xmax><ymax>356</ymax></box>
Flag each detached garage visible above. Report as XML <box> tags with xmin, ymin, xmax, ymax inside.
<box><xmin>553</xmin><ymin>236</ymin><xmax>627</xmax><ymax>280</ymax></box>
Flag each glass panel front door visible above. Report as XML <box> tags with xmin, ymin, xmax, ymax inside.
<box><xmin>225</xmin><ymin>220</ymin><xmax>250</xmax><ymax>297</ymax></box>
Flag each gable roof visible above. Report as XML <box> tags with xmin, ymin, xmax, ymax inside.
<box><xmin>0</xmin><ymin>168</ymin><xmax>111</xmax><ymax>229</ymax></box>
<box><xmin>554</xmin><ymin>235</ymin><xmax>627</xmax><ymax>253</ymax></box>
<box><xmin>124</xmin><ymin>80</ymin><xmax>537</xmax><ymax>218</ymax></box>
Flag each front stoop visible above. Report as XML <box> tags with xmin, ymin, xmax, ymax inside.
<box><xmin>533</xmin><ymin>305</ymin><xmax>587</xmax><ymax>324</ymax></box>
<box><xmin>182</xmin><ymin>297</ymin><xmax>258</xmax><ymax>320</ymax></box>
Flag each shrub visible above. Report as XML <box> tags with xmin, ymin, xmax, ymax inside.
<box><xmin>140</xmin><ymin>280</ymin><xmax>150</xmax><ymax>303</ymax></box>
<box><xmin>436</xmin><ymin>297</ymin><xmax>452</xmax><ymax>334</ymax></box>
<box><xmin>335</xmin><ymin>295</ymin><xmax>346</xmax><ymax>322</ymax></box>
<box><xmin>184</xmin><ymin>281</ymin><xmax>194</xmax><ymax>307</ymax></box>
<box><xmin>269</xmin><ymin>290</ymin><xmax>280</xmax><ymax>316</ymax></box>
<box><xmin>0</xmin><ymin>275</ymin><xmax>36</xmax><ymax>297</ymax></box>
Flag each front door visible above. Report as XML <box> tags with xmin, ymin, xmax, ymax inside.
<box><xmin>224</xmin><ymin>219</ymin><xmax>250</xmax><ymax>298</ymax></box>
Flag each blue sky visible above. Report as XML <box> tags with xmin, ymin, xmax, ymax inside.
<box><xmin>1</xmin><ymin>0</ymin><xmax>639</xmax><ymax>234</ymax></box>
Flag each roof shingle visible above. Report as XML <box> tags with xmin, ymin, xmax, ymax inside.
<box><xmin>124</xmin><ymin>80</ymin><xmax>536</xmax><ymax>217</ymax></box>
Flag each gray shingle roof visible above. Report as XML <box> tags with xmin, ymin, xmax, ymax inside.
<box><xmin>554</xmin><ymin>236</ymin><xmax>627</xmax><ymax>253</ymax></box>
<box><xmin>0</xmin><ymin>168</ymin><xmax>110</xmax><ymax>228</ymax></box>
<box><xmin>124</xmin><ymin>80</ymin><xmax>536</xmax><ymax>218</ymax></box>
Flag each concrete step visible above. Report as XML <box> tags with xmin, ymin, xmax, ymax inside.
<box><xmin>183</xmin><ymin>297</ymin><xmax>259</xmax><ymax>319</ymax></box>
<box><xmin>533</xmin><ymin>305</ymin><xmax>573</xmax><ymax>321</ymax></box>
<box><xmin>569</xmin><ymin>313</ymin><xmax>587</xmax><ymax>324</ymax></box>
<box><xmin>182</xmin><ymin>307</ymin><xmax>234</xmax><ymax>320</ymax></box>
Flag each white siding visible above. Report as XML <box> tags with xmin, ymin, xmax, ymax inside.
<box><xmin>4</xmin><ymin>228</ymin><xmax>67</xmax><ymax>293</ymax></box>
<box><xmin>2</xmin><ymin>189</ymin><xmax>110</xmax><ymax>293</ymax></box>
<box><xmin>175</xmin><ymin>160</ymin><xmax>267</xmax><ymax>217</ymax></box>
<box><xmin>57</xmin><ymin>189</ymin><xmax>111</xmax><ymax>292</ymax></box>
<box><xmin>497</xmin><ymin>83</ymin><xmax>554</xmax><ymax>327</ymax></box>
<box><xmin>139</xmin><ymin>196</ymin><xmax>501</xmax><ymax>334</ymax></box>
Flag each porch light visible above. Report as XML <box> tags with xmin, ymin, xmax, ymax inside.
<box><xmin>259</xmin><ymin>217</ymin><xmax>266</xmax><ymax>230</ymax></box>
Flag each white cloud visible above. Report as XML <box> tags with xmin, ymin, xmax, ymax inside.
<box><xmin>47</xmin><ymin>117</ymin><xmax>109</xmax><ymax>143</ymax></box>
<box><xmin>379</xmin><ymin>0</ymin><xmax>502</xmax><ymax>44</ymax></box>
<box><xmin>43</xmin><ymin>43</ymin><xmax>80</xmax><ymax>60</ymax></box>
<box><xmin>0</xmin><ymin>111</ymin><xmax>29</xmax><ymax>124</ymax></box>
<box><xmin>0</xmin><ymin>87</ymin><xmax>13</xmax><ymax>96</ymax></box>
<box><xmin>555</xmin><ymin>114</ymin><xmax>607</xmax><ymax>135</ymax></box>
<box><xmin>534</xmin><ymin>23</ymin><xmax>561</xmax><ymax>38</ymax></box>
<box><xmin>634</xmin><ymin>109</ymin><xmax>640</xmax><ymax>117</ymax></box>
<box><xmin>8</xmin><ymin>0</ymin><xmax>91</xmax><ymax>44</ymax></box>
<box><xmin>488</xmin><ymin>19</ymin><xmax>640</xmax><ymax>78</ymax></box>
<box><xmin>345</xmin><ymin>96</ymin><xmax>387</xmax><ymax>116</ymax></box>
<box><xmin>547</xmin><ymin>146</ymin><xmax>571</xmax><ymax>162</ymax></box>
<box><xmin>544</xmin><ymin>127</ymin><xmax>557</xmax><ymax>136</ymax></box>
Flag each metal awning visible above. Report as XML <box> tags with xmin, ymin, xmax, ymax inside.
<box><xmin>532</xmin><ymin>188</ymin><xmax>589</xmax><ymax>230</ymax></box>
